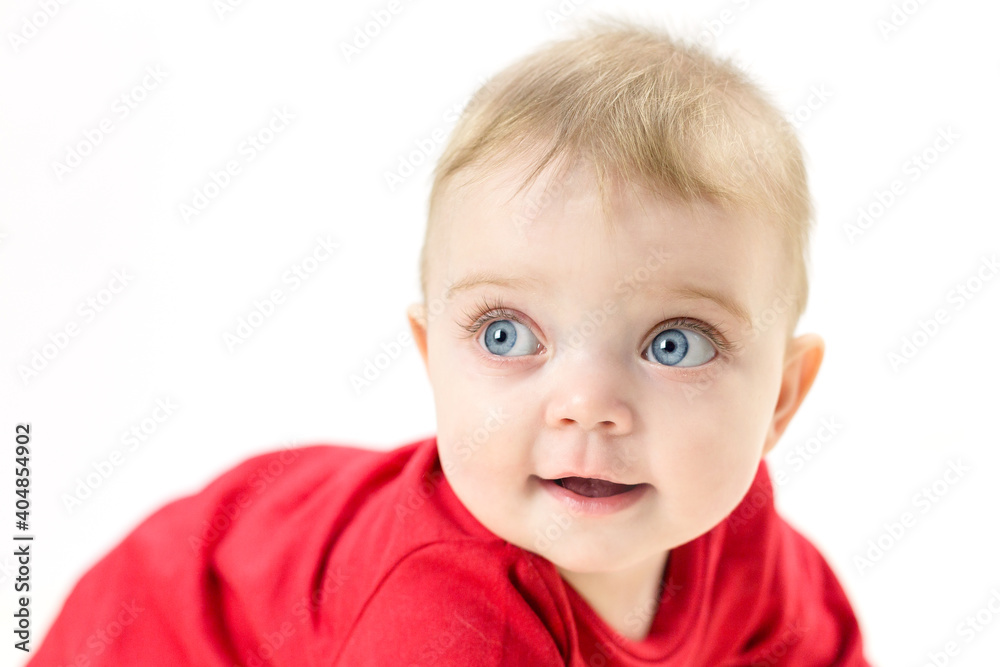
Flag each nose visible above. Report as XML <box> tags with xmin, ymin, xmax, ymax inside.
<box><xmin>543</xmin><ymin>355</ymin><xmax>635</xmax><ymax>435</ymax></box>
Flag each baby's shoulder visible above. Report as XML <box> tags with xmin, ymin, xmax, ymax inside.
<box><xmin>335</xmin><ymin>540</ymin><xmax>568</xmax><ymax>664</ymax></box>
<box><xmin>31</xmin><ymin>440</ymin><xmax>435</xmax><ymax>665</ymax></box>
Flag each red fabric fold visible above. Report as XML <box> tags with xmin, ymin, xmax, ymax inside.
<box><xmin>29</xmin><ymin>436</ymin><xmax>870</xmax><ymax>666</ymax></box>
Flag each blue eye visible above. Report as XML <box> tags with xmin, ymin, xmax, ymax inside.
<box><xmin>646</xmin><ymin>328</ymin><xmax>716</xmax><ymax>367</ymax></box>
<box><xmin>480</xmin><ymin>319</ymin><xmax>540</xmax><ymax>357</ymax></box>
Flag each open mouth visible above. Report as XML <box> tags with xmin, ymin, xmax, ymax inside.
<box><xmin>552</xmin><ymin>476</ymin><xmax>640</xmax><ymax>498</ymax></box>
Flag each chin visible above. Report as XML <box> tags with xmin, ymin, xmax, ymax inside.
<box><xmin>538</xmin><ymin>538</ymin><xmax>653</xmax><ymax>574</ymax></box>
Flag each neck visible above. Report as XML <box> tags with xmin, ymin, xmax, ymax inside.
<box><xmin>558</xmin><ymin>550</ymin><xmax>670</xmax><ymax>641</ymax></box>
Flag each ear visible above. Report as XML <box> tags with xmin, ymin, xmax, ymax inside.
<box><xmin>406</xmin><ymin>303</ymin><xmax>430</xmax><ymax>372</ymax></box>
<box><xmin>762</xmin><ymin>333</ymin><xmax>825</xmax><ymax>457</ymax></box>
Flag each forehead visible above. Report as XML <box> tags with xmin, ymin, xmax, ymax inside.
<box><xmin>433</xmin><ymin>155</ymin><xmax>782</xmax><ymax>319</ymax></box>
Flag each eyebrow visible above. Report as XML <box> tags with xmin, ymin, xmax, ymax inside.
<box><xmin>661</xmin><ymin>285</ymin><xmax>754</xmax><ymax>329</ymax></box>
<box><xmin>444</xmin><ymin>272</ymin><xmax>543</xmax><ymax>299</ymax></box>
<box><xmin>445</xmin><ymin>271</ymin><xmax>753</xmax><ymax>328</ymax></box>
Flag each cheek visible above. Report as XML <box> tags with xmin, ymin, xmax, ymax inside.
<box><xmin>433</xmin><ymin>383</ymin><xmax>526</xmax><ymax>486</ymax></box>
<box><xmin>428</xmin><ymin>334</ymin><xmax>536</xmax><ymax>456</ymax></box>
<box><xmin>437</xmin><ymin>412</ymin><xmax>527</xmax><ymax>532</ymax></box>
<box><xmin>427</xmin><ymin>329</ymin><xmax>501</xmax><ymax>410</ymax></box>
<box><xmin>650</xmin><ymin>365</ymin><xmax>777</xmax><ymax>512</ymax></box>
<box><xmin>679</xmin><ymin>340</ymin><xmax>783</xmax><ymax>450</ymax></box>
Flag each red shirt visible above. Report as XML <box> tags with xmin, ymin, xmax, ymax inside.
<box><xmin>30</xmin><ymin>436</ymin><xmax>870</xmax><ymax>666</ymax></box>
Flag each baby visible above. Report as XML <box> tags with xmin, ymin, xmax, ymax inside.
<box><xmin>31</xmin><ymin>17</ymin><xmax>870</xmax><ymax>666</ymax></box>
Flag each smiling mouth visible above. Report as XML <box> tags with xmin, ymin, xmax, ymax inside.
<box><xmin>553</xmin><ymin>477</ymin><xmax>641</xmax><ymax>498</ymax></box>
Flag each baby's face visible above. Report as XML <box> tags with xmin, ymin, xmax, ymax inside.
<box><xmin>410</xmin><ymin>153</ymin><xmax>806</xmax><ymax>576</ymax></box>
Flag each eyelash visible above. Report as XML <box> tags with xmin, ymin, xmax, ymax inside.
<box><xmin>460</xmin><ymin>296</ymin><xmax>527</xmax><ymax>338</ymax></box>
<box><xmin>458</xmin><ymin>295</ymin><xmax>736</xmax><ymax>355</ymax></box>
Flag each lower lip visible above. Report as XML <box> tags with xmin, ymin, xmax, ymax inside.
<box><xmin>537</xmin><ymin>477</ymin><xmax>649</xmax><ymax>516</ymax></box>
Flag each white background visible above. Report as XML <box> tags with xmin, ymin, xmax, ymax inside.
<box><xmin>2</xmin><ymin>0</ymin><xmax>999</xmax><ymax>665</ymax></box>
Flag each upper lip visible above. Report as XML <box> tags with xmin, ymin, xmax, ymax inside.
<box><xmin>541</xmin><ymin>472</ymin><xmax>641</xmax><ymax>486</ymax></box>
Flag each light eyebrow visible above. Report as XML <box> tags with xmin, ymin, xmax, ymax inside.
<box><xmin>444</xmin><ymin>271</ymin><xmax>542</xmax><ymax>299</ymax></box>
<box><xmin>662</xmin><ymin>285</ymin><xmax>754</xmax><ymax>329</ymax></box>
<box><xmin>444</xmin><ymin>272</ymin><xmax>754</xmax><ymax>328</ymax></box>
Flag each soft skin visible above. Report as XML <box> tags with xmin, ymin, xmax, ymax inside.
<box><xmin>407</xmin><ymin>153</ymin><xmax>824</xmax><ymax>641</ymax></box>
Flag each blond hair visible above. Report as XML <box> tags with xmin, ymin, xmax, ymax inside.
<box><xmin>419</xmin><ymin>16</ymin><xmax>812</xmax><ymax>338</ymax></box>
